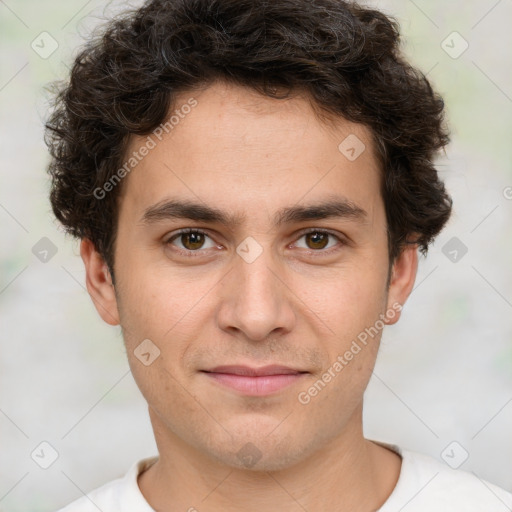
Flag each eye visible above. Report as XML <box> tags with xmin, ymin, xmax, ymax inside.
<box><xmin>293</xmin><ymin>229</ymin><xmax>343</xmax><ymax>253</ymax></box>
<box><xmin>166</xmin><ymin>229</ymin><xmax>218</xmax><ymax>254</ymax></box>
<box><xmin>165</xmin><ymin>228</ymin><xmax>345</xmax><ymax>257</ymax></box>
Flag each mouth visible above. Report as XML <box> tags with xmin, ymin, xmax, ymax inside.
<box><xmin>200</xmin><ymin>365</ymin><xmax>309</xmax><ymax>396</ymax></box>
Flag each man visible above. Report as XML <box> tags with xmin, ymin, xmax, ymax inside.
<box><xmin>45</xmin><ymin>0</ymin><xmax>512</xmax><ymax>510</ymax></box>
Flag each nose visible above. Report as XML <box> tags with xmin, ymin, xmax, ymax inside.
<box><xmin>216</xmin><ymin>241</ymin><xmax>296</xmax><ymax>342</ymax></box>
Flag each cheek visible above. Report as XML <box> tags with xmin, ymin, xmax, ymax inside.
<box><xmin>114</xmin><ymin>263</ymin><xmax>214</xmax><ymax>385</ymax></box>
<box><xmin>115</xmin><ymin>257</ymin><xmax>191</xmax><ymax>336</ymax></box>
<box><xmin>299</xmin><ymin>324</ymin><xmax>381</xmax><ymax>417</ymax></box>
<box><xmin>115</xmin><ymin>273</ymin><xmax>198</xmax><ymax>411</ymax></box>
<box><xmin>294</xmin><ymin>266</ymin><xmax>388</xmax><ymax>404</ymax></box>
<box><xmin>295</xmin><ymin>263</ymin><xmax>388</xmax><ymax>333</ymax></box>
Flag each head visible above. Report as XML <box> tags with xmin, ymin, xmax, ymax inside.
<box><xmin>45</xmin><ymin>0</ymin><xmax>451</xmax><ymax>471</ymax></box>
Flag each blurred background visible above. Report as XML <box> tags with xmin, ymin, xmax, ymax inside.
<box><xmin>1</xmin><ymin>0</ymin><xmax>511</xmax><ymax>510</ymax></box>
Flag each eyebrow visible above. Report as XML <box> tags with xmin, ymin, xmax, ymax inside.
<box><xmin>139</xmin><ymin>195</ymin><xmax>367</xmax><ymax>228</ymax></box>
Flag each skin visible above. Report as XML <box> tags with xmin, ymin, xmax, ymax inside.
<box><xmin>81</xmin><ymin>80</ymin><xmax>418</xmax><ymax>511</ymax></box>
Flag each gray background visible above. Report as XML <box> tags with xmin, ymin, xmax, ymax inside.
<box><xmin>1</xmin><ymin>0</ymin><xmax>511</xmax><ymax>510</ymax></box>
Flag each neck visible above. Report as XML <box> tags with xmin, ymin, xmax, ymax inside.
<box><xmin>138</xmin><ymin>406</ymin><xmax>401</xmax><ymax>511</ymax></box>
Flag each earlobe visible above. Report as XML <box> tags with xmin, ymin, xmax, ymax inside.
<box><xmin>80</xmin><ymin>238</ymin><xmax>120</xmax><ymax>326</ymax></box>
<box><xmin>385</xmin><ymin>244</ymin><xmax>418</xmax><ymax>325</ymax></box>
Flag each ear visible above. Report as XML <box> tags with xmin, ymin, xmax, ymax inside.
<box><xmin>80</xmin><ymin>238</ymin><xmax>120</xmax><ymax>326</ymax></box>
<box><xmin>384</xmin><ymin>243</ymin><xmax>418</xmax><ymax>325</ymax></box>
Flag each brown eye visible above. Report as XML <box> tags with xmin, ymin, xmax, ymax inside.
<box><xmin>304</xmin><ymin>231</ymin><xmax>330</xmax><ymax>250</ymax></box>
<box><xmin>167</xmin><ymin>230</ymin><xmax>216</xmax><ymax>252</ymax></box>
<box><xmin>182</xmin><ymin>232</ymin><xmax>205</xmax><ymax>250</ymax></box>
<box><xmin>294</xmin><ymin>229</ymin><xmax>342</xmax><ymax>253</ymax></box>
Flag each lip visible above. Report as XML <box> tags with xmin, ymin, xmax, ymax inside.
<box><xmin>201</xmin><ymin>365</ymin><xmax>308</xmax><ymax>396</ymax></box>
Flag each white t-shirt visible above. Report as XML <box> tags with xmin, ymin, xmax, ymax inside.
<box><xmin>56</xmin><ymin>442</ymin><xmax>512</xmax><ymax>511</ymax></box>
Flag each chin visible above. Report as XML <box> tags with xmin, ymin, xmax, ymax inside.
<box><xmin>203</xmin><ymin>417</ymin><xmax>316</xmax><ymax>472</ymax></box>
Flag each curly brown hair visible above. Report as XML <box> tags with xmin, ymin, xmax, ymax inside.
<box><xmin>45</xmin><ymin>0</ymin><xmax>452</xmax><ymax>277</ymax></box>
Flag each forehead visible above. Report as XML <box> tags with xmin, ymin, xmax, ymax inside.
<box><xmin>118</xmin><ymin>81</ymin><xmax>382</xmax><ymax>224</ymax></box>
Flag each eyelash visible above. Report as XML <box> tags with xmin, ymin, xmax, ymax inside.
<box><xmin>165</xmin><ymin>228</ymin><xmax>346</xmax><ymax>258</ymax></box>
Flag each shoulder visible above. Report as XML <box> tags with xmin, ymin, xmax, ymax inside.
<box><xmin>379</xmin><ymin>444</ymin><xmax>512</xmax><ymax>512</ymax></box>
<box><xmin>55</xmin><ymin>457</ymin><xmax>157</xmax><ymax>512</ymax></box>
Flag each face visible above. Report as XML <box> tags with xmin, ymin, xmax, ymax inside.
<box><xmin>82</xmin><ymin>80</ymin><xmax>417</xmax><ymax>471</ymax></box>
